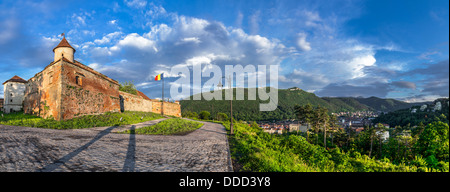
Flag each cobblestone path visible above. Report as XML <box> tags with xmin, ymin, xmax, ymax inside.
<box><xmin>0</xmin><ymin>119</ymin><xmax>233</xmax><ymax>172</ymax></box>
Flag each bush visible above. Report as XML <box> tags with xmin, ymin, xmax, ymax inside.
<box><xmin>216</xmin><ymin>112</ymin><xmax>228</xmax><ymax>121</ymax></box>
<box><xmin>182</xmin><ymin>111</ymin><xmax>198</xmax><ymax>119</ymax></box>
<box><xmin>198</xmin><ymin>111</ymin><xmax>210</xmax><ymax>120</ymax></box>
<box><xmin>119</xmin><ymin>81</ymin><xmax>137</xmax><ymax>95</ymax></box>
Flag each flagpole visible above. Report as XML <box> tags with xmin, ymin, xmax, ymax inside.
<box><xmin>162</xmin><ymin>73</ymin><xmax>164</xmax><ymax>116</ymax></box>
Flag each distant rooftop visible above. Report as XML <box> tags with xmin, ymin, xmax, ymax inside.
<box><xmin>2</xmin><ymin>75</ymin><xmax>27</xmax><ymax>85</ymax></box>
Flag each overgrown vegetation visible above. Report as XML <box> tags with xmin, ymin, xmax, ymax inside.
<box><xmin>224</xmin><ymin>120</ymin><xmax>448</xmax><ymax>172</ymax></box>
<box><xmin>120</xmin><ymin>118</ymin><xmax>203</xmax><ymax>135</ymax></box>
<box><xmin>119</xmin><ymin>81</ymin><xmax>138</xmax><ymax>95</ymax></box>
<box><xmin>0</xmin><ymin>111</ymin><xmax>163</xmax><ymax>129</ymax></box>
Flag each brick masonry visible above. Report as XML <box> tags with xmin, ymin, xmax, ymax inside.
<box><xmin>120</xmin><ymin>91</ymin><xmax>153</xmax><ymax>112</ymax></box>
<box><xmin>23</xmin><ymin>59</ymin><xmax>181</xmax><ymax>120</ymax></box>
<box><xmin>21</xmin><ymin>37</ymin><xmax>181</xmax><ymax>120</ymax></box>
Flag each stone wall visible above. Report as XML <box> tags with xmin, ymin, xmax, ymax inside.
<box><xmin>119</xmin><ymin>91</ymin><xmax>181</xmax><ymax>117</ymax></box>
<box><xmin>60</xmin><ymin>59</ymin><xmax>121</xmax><ymax>120</ymax></box>
<box><xmin>119</xmin><ymin>91</ymin><xmax>153</xmax><ymax>112</ymax></box>
<box><xmin>24</xmin><ymin>59</ymin><xmax>122</xmax><ymax>120</ymax></box>
<box><xmin>152</xmin><ymin>100</ymin><xmax>181</xmax><ymax>117</ymax></box>
<box><xmin>24</xmin><ymin>58</ymin><xmax>181</xmax><ymax>120</ymax></box>
<box><xmin>24</xmin><ymin>61</ymin><xmax>63</xmax><ymax>119</ymax></box>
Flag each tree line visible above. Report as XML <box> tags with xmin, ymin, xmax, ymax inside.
<box><xmin>294</xmin><ymin>104</ymin><xmax>449</xmax><ymax>171</ymax></box>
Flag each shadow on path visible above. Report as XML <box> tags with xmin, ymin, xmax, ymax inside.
<box><xmin>38</xmin><ymin>126</ymin><xmax>117</xmax><ymax>172</ymax></box>
<box><xmin>122</xmin><ymin>125</ymin><xmax>136</xmax><ymax>172</ymax></box>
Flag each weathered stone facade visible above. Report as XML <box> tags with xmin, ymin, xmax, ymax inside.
<box><xmin>20</xmin><ymin>36</ymin><xmax>180</xmax><ymax>120</ymax></box>
<box><xmin>24</xmin><ymin>57</ymin><xmax>122</xmax><ymax>120</ymax></box>
<box><xmin>3</xmin><ymin>76</ymin><xmax>27</xmax><ymax>113</ymax></box>
<box><xmin>119</xmin><ymin>91</ymin><xmax>153</xmax><ymax>112</ymax></box>
<box><xmin>152</xmin><ymin>100</ymin><xmax>182</xmax><ymax>117</ymax></box>
<box><xmin>120</xmin><ymin>91</ymin><xmax>181</xmax><ymax>117</ymax></box>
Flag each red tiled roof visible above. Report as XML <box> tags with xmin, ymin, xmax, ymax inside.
<box><xmin>137</xmin><ymin>90</ymin><xmax>151</xmax><ymax>100</ymax></box>
<box><xmin>2</xmin><ymin>75</ymin><xmax>27</xmax><ymax>85</ymax></box>
<box><xmin>53</xmin><ymin>37</ymin><xmax>76</xmax><ymax>53</ymax></box>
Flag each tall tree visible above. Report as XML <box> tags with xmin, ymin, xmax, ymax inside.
<box><xmin>375</xmin><ymin>123</ymin><xmax>387</xmax><ymax>159</ymax></box>
<box><xmin>317</xmin><ymin>106</ymin><xmax>330</xmax><ymax>148</ymax></box>
<box><xmin>367</xmin><ymin>125</ymin><xmax>376</xmax><ymax>158</ymax></box>
<box><xmin>414</xmin><ymin>121</ymin><xmax>449</xmax><ymax>164</ymax></box>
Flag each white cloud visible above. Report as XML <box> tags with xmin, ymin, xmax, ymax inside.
<box><xmin>117</xmin><ymin>33</ymin><xmax>158</xmax><ymax>52</ymax></box>
<box><xmin>145</xmin><ymin>3</ymin><xmax>167</xmax><ymax>18</ymax></box>
<box><xmin>176</xmin><ymin>37</ymin><xmax>201</xmax><ymax>45</ymax></box>
<box><xmin>81</xmin><ymin>6</ymin><xmax>295</xmax><ymax>98</ymax></box>
<box><xmin>348</xmin><ymin>54</ymin><xmax>376</xmax><ymax>78</ymax></box>
<box><xmin>94</xmin><ymin>31</ymin><xmax>122</xmax><ymax>45</ymax></box>
<box><xmin>124</xmin><ymin>0</ymin><xmax>147</xmax><ymax>9</ymax></box>
<box><xmin>296</xmin><ymin>32</ymin><xmax>311</xmax><ymax>51</ymax></box>
<box><xmin>249</xmin><ymin>10</ymin><xmax>261</xmax><ymax>34</ymax></box>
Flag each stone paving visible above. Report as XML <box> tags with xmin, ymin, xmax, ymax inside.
<box><xmin>0</xmin><ymin>118</ymin><xmax>233</xmax><ymax>172</ymax></box>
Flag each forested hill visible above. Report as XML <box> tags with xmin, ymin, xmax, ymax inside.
<box><xmin>372</xmin><ymin>98</ymin><xmax>449</xmax><ymax>127</ymax></box>
<box><xmin>180</xmin><ymin>87</ymin><xmax>428</xmax><ymax>121</ymax></box>
<box><xmin>323</xmin><ymin>96</ymin><xmax>430</xmax><ymax>112</ymax></box>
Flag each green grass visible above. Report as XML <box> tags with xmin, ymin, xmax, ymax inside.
<box><xmin>0</xmin><ymin>111</ymin><xmax>163</xmax><ymax>129</ymax></box>
<box><xmin>120</xmin><ymin>118</ymin><xmax>203</xmax><ymax>135</ymax></box>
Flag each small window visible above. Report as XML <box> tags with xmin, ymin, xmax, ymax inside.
<box><xmin>10</xmin><ymin>99</ymin><xmax>13</xmax><ymax>103</ymax></box>
<box><xmin>75</xmin><ymin>76</ymin><xmax>82</xmax><ymax>86</ymax></box>
<box><xmin>48</xmin><ymin>71</ymin><xmax>54</xmax><ymax>85</ymax></box>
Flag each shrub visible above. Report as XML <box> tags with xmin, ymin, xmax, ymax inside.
<box><xmin>216</xmin><ymin>112</ymin><xmax>228</xmax><ymax>121</ymax></box>
<box><xmin>198</xmin><ymin>111</ymin><xmax>210</xmax><ymax>120</ymax></box>
<box><xmin>119</xmin><ymin>81</ymin><xmax>137</xmax><ymax>95</ymax></box>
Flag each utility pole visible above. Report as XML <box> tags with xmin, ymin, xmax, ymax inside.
<box><xmin>162</xmin><ymin>73</ymin><xmax>164</xmax><ymax>116</ymax></box>
<box><xmin>222</xmin><ymin>76</ymin><xmax>233</xmax><ymax>135</ymax></box>
<box><xmin>228</xmin><ymin>75</ymin><xmax>233</xmax><ymax>135</ymax></box>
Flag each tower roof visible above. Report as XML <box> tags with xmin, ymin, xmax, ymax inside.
<box><xmin>2</xmin><ymin>75</ymin><xmax>27</xmax><ymax>85</ymax></box>
<box><xmin>53</xmin><ymin>37</ymin><xmax>76</xmax><ymax>53</ymax></box>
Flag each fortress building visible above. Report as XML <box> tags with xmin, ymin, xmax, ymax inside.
<box><xmin>2</xmin><ymin>76</ymin><xmax>27</xmax><ymax>113</ymax></box>
<box><xmin>2</xmin><ymin>36</ymin><xmax>180</xmax><ymax>119</ymax></box>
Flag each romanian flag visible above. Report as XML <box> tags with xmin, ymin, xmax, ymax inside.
<box><xmin>155</xmin><ymin>73</ymin><xmax>163</xmax><ymax>81</ymax></box>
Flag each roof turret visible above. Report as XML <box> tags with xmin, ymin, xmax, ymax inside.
<box><xmin>53</xmin><ymin>37</ymin><xmax>76</xmax><ymax>53</ymax></box>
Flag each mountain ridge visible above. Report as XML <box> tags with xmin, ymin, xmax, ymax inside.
<box><xmin>180</xmin><ymin>87</ymin><xmax>432</xmax><ymax>121</ymax></box>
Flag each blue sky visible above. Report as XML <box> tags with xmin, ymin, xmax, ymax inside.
<box><xmin>0</xmin><ymin>0</ymin><xmax>448</xmax><ymax>102</ymax></box>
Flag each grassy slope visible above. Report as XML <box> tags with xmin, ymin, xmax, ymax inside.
<box><xmin>119</xmin><ymin>118</ymin><xmax>203</xmax><ymax>135</ymax></box>
<box><xmin>0</xmin><ymin>111</ymin><xmax>163</xmax><ymax>129</ymax></box>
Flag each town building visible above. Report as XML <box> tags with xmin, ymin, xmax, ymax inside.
<box><xmin>376</xmin><ymin>130</ymin><xmax>390</xmax><ymax>142</ymax></box>
<box><xmin>2</xmin><ymin>76</ymin><xmax>27</xmax><ymax>113</ymax></box>
<box><xmin>3</xmin><ymin>36</ymin><xmax>181</xmax><ymax>120</ymax></box>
